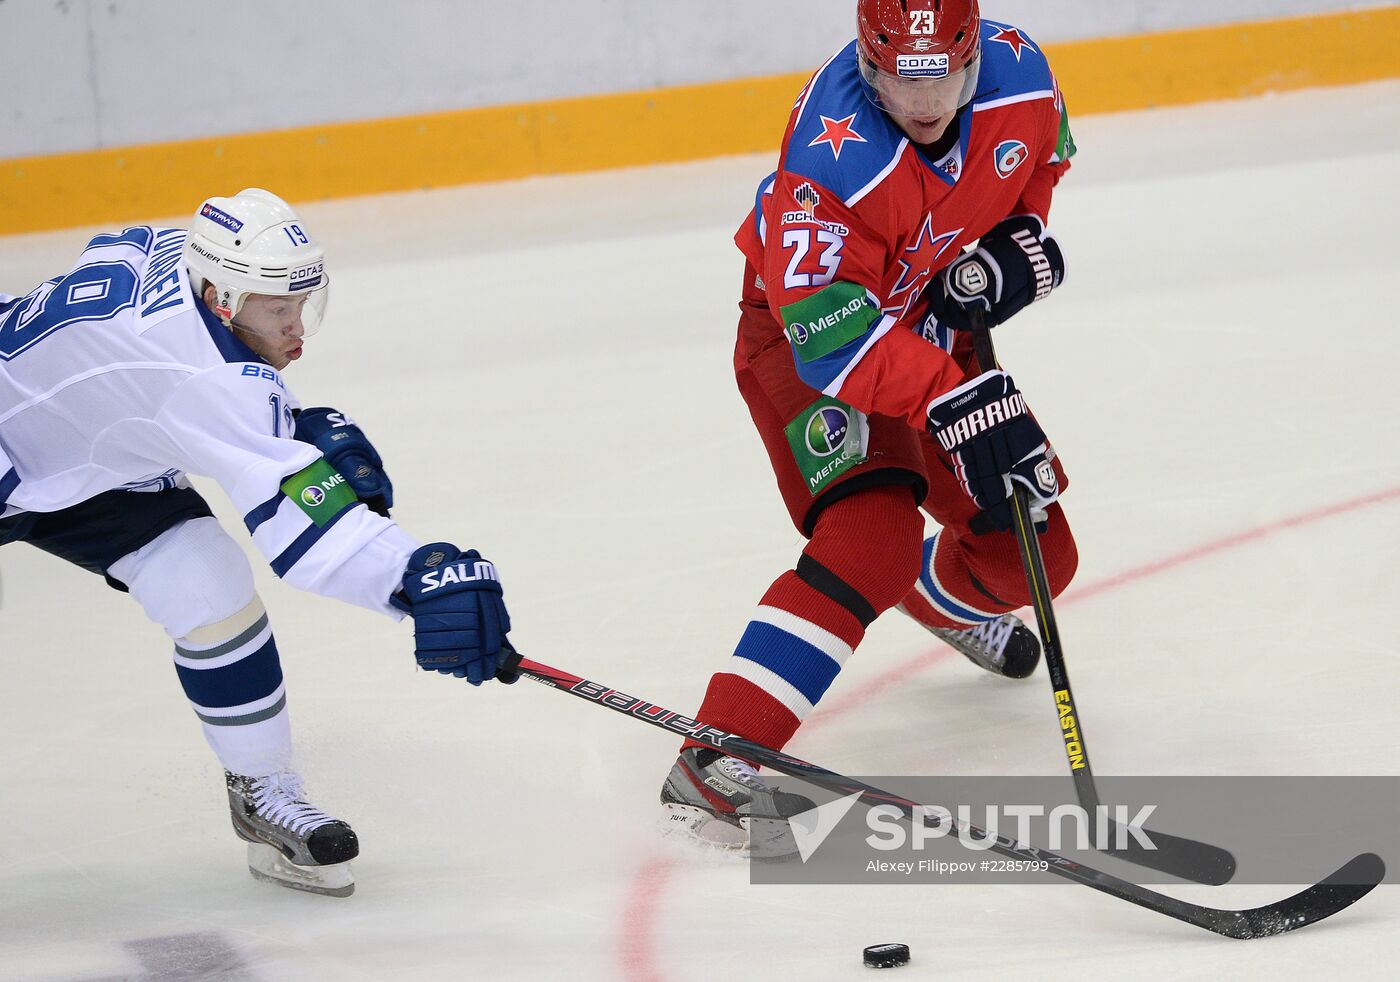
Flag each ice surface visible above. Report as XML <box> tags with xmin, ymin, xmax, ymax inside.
<box><xmin>2</xmin><ymin>81</ymin><xmax>1398</xmax><ymax>981</ymax></box>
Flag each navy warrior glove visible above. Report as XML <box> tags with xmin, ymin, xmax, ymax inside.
<box><xmin>294</xmin><ymin>407</ymin><xmax>394</xmax><ymax>517</ymax></box>
<box><xmin>925</xmin><ymin>216</ymin><xmax>1065</xmax><ymax>331</ymax></box>
<box><xmin>925</xmin><ymin>370</ymin><xmax>1059</xmax><ymax>533</ymax></box>
<box><xmin>390</xmin><ymin>543</ymin><xmax>514</xmax><ymax>685</ymax></box>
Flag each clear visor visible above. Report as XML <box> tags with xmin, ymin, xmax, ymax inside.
<box><xmin>230</xmin><ymin>280</ymin><xmax>329</xmax><ymax>343</ymax></box>
<box><xmin>857</xmin><ymin>47</ymin><xmax>981</xmax><ymax>121</ymax></box>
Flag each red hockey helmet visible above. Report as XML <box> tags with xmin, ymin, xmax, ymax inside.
<box><xmin>856</xmin><ymin>0</ymin><xmax>982</xmax><ymax>120</ymax></box>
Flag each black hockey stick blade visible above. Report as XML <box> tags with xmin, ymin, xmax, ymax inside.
<box><xmin>1184</xmin><ymin>852</ymin><xmax>1384</xmax><ymax>939</ymax></box>
<box><xmin>1101</xmin><ymin>823</ymin><xmax>1237</xmax><ymax>886</ymax></box>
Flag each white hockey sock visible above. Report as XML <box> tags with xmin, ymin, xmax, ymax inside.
<box><xmin>176</xmin><ymin>597</ymin><xmax>293</xmax><ymax>777</ymax></box>
<box><xmin>109</xmin><ymin>517</ymin><xmax>294</xmax><ymax>777</ymax></box>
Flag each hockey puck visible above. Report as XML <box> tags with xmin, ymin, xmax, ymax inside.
<box><xmin>863</xmin><ymin>943</ymin><xmax>910</xmax><ymax>969</ymax></box>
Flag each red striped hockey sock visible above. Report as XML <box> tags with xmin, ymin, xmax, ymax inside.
<box><xmin>685</xmin><ymin>485</ymin><xmax>922</xmax><ymax>753</ymax></box>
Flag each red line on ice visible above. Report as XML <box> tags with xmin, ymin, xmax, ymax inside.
<box><xmin>1059</xmin><ymin>484</ymin><xmax>1400</xmax><ymax>606</ymax></box>
<box><xmin>617</xmin><ymin>483</ymin><xmax>1400</xmax><ymax>979</ymax></box>
<box><xmin>619</xmin><ymin>855</ymin><xmax>675</xmax><ymax>982</ymax></box>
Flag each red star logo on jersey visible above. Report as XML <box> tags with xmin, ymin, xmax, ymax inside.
<box><xmin>809</xmin><ymin>114</ymin><xmax>867</xmax><ymax>160</ymax></box>
<box><xmin>886</xmin><ymin>214</ymin><xmax>963</xmax><ymax>318</ymax></box>
<box><xmin>989</xmin><ymin>27</ymin><xmax>1036</xmax><ymax>61</ymax></box>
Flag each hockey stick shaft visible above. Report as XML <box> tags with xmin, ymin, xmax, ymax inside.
<box><xmin>967</xmin><ymin>309</ymin><xmax>1236</xmax><ymax>885</ymax></box>
<box><xmin>967</xmin><ymin>314</ymin><xmax>1097</xmax><ymax>791</ymax></box>
<box><xmin>498</xmin><ymin>648</ymin><xmax>1382</xmax><ymax>938</ymax></box>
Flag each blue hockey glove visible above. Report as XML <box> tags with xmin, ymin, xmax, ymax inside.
<box><xmin>294</xmin><ymin>407</ymin><xmax>394</xmax><ymax>517</ymax></box>
<box><xmin>925</xmin><ymin>370</ymin><xmax>1059</xmax><ymax>533</ymax></box>
<box><xmin>925</xmin><ymin>216</ymin><xmax>1065</xmax><ymax>330</ymax></box>
<box><xmin>390</xmin><ymin>543</ymin><xmax>511</xmax><ymax>685</ymax></box>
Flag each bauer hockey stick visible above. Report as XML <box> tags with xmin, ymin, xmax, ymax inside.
<box><xmin>495</xmin><ymin>647</ymin><xmax>1382</xmax><ymax>939</ymax></box>
<box><xmin>966</xmin><ymin>307</ymin><xmax>1237</xmax><ymax>885</ymax></box>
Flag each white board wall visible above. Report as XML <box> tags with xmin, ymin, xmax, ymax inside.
<box><xmin>0</xmin><ymin>0</ymin><xmax>1381</xmax><ymax>158</ymax></box>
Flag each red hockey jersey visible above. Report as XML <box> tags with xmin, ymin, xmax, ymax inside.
<box><xmin>735</xmin><ymin>20</ymin><xmax>1075</xmax><ymax>429</ymax></box>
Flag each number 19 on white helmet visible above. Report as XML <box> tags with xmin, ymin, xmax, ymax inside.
<box><xmin>182</xmin><ymin>188</ymin><xmax>330</xmax><ymax>353</ymax></box>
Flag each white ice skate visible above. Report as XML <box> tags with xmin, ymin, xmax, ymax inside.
<box><xmin>900</xmin><ymin>606</ymin><xmax>1041</xmax><ymax>679</ymax></box>
<box><xmin>226</xmin><ymin>770</ymin><xmax>358</xmax><ymax>898</ymax></box>
<box><xmin>660</xmin><ymin>748</ymin><xmax>814</xmax><ymax>859</ymax></box>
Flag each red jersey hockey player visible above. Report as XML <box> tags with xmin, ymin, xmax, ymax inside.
<box><xmin>660</xmin><ymin>0</ymin><xmax>1078</xmax><ymax>854</ymax></box>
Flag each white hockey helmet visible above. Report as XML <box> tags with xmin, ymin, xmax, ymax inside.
<box><xmin>182</xmin><ymin>188</ymin><xmax>328</xmax><ymax>335</ymax></box>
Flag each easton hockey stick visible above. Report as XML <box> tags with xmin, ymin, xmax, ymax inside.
<box><xmin>966</xmin><ymin>307</ymin><xmax>1236</xmax><ymax>885</ymax></box>
<box><xmin>496</xmin><ymin>648</ymin><xmax>1382</xmax><ymax>939</ymax></box>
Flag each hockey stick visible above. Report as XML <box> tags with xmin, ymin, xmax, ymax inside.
<box><xmin>966</xmin><ymin>307</ymin><xmax>1237</xmax><ymax>885</ymax></box>
<box><xmin>496</xmin><ymin>648</ymin><xmax>1382</xmax><ymax>938</ymax></box>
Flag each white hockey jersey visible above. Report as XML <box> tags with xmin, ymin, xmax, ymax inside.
<box><xmin>0</xmin><ymin>226</ymin><xmax>416</xmax><ymax>616</ymax></box>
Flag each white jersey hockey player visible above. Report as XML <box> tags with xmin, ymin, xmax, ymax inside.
<box><xmin>0</xmin><ymin>189</ymin><xmax>516</xmax><ymax>897</ymax></box>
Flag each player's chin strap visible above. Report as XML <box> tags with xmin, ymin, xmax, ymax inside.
<box><xmin>965</xmin><ymin>307</ymin><xmax>1235</xmax><ymax>885</ymax></box>
<box><xmin>488</xmin><ymin>644</ymin><xmax>1382</xmax><ymax>938</ymax></box>
<box><xmin>228</xmin><ymin>320</ymin><xmax>273</xmax><ymax>351</ymax></box>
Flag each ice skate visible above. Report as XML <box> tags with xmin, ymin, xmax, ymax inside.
<box><xmin>902</xmin><ymin>607</ymin><xmax>1041</xmax><ymax>679</ymax></box>
<box><xmin>226</xmin><ymin>770</ymin><xmax>359</xmax><ymax>897</ymax></box>
<box><xmin>660</xmin><ymin>748</ymin><xmax>814</xmax><ymax>859</ymax></box>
